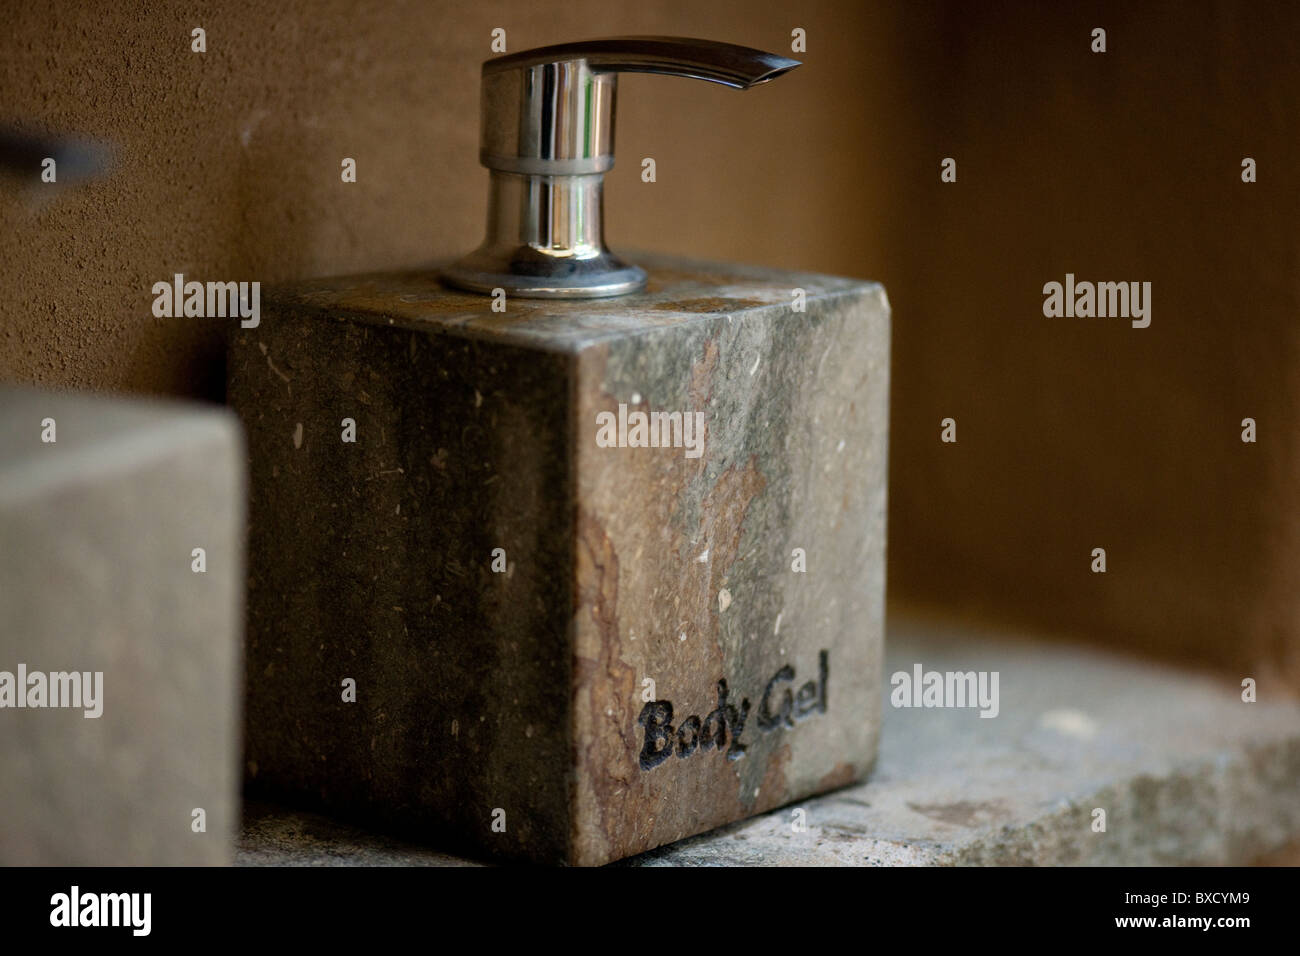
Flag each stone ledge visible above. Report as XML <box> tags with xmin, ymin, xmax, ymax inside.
<box><xmin>1</xmin><ymin>386</ymin><xmax>244</xmax><ymax>865</ymax></box>
<box><xmin>237</xmin><ymin>617</ymin><xmax>1300</xmax><ymax>866</ymax></box>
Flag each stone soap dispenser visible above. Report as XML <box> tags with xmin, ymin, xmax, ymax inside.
<box><xmin>229</xmin><ymin>37</ymin><xmax>890</xmax><ymax>866</ymax></box>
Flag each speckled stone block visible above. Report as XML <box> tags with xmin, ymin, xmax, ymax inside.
<box><xmin>0</xmin><ymin>386</ymin><xmax>244</xmax><ymax>865</ymax></box>
<box><xmin>229</xmin><ymin>255</ymin><xmax>889</xmax><ymax>865</ymax></box>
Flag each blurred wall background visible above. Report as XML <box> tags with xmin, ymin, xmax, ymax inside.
<box><xmin>3</xmin><ymin>1</ymin><xmax>1297</xmax><ymax>692</ymax></box>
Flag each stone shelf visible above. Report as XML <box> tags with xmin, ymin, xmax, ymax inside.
<box><xmin>238</xmin><ymin>616</ymin><xmax>1300</xmax><ymax>866</ymax></box>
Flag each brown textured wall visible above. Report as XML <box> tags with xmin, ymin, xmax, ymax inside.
<box><xmin>4</xmin><ymin>1</ymin><xmax>1298</xmax><ymax>689</ymax></box>
<box><xmin>879</xmin><ymin>1</ymin><xmax>1300</xmax><ymax>690</ymax></box>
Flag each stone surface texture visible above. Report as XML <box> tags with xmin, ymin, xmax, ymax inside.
<box><xmin>0</xmin><ymin>386</ymin><xmax>244</xmax><ymax>865</ymax></box>
<box><xmin>237</xmin><ymin>617</ymin><xmax>1300</xmax><ymax>866</ymax></box>
<box><xmin>229</xmin><ymin>255</ymin><xmax>890</xmax><ymax>865</ymax></box>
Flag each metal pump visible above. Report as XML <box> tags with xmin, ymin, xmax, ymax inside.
<box><xmin>441</xmin><ymin>36</ymin><xmax>800</xmax><ymax>299</ymax></box>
